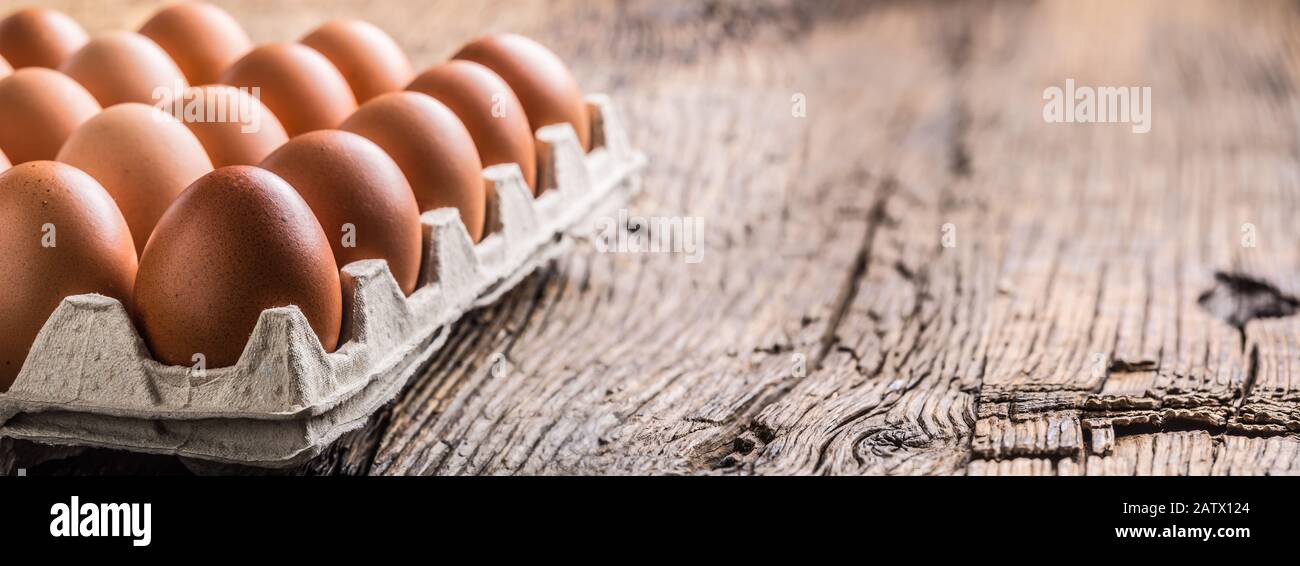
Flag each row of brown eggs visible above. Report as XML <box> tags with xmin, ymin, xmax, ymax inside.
<box><xmin>0</xmin><ymin>3</ymin><xmax>594</xmax><ymax>390</ymax></box>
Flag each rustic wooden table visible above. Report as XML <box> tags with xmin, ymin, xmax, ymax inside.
<box><xmin>4</xmin><ymin>0</ymin><xmax>1300</xmax><ymax>475</ymax></box>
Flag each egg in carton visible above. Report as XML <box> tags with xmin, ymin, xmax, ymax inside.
<box><xmin>0</xmin><ymin>95</ymin><xmax>645</xmax><ymax>468</ymax></box>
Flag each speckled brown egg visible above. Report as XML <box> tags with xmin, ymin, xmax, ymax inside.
<box><xmin>408</xmin><ymin>60</ymin><xmax>537</xmax><ymax>192</ymax></box>
<box><xmin>0</xmin><ymin>68</ymin><xmax>101</xmax><ymax>164</ymax></box>
<box><xmin>134</xmin><ymin>166</ymin><xmax>342</xmax><ymax>368</ymax></box>
<box><xmin>60</xmin><ymin>32</ymin><xmax>188</xmax><ymax>107</ymax></box>
<box><xmin>341</xmin><ymin>91</ymin><xmax>486</xmax><ymax>242</ymax></box>
<box><xmin>0</xmin><ymin>7</ymin><xmax>88</xmax><ymax>69</ymax></box>
<box><xmin>57</xmin><ymin>103</ymin><xmax>214</xmax><ymax>255</ymax></box>
<box><xmin>220</xmin><ymin>43</ymin><xmax>357</xmax><ymax>137</ymax></box>
<box><xmin>301</xmin><ymin>19</ymin><xmax>412</xmax><ymax>104</ymax></box>
<box><xmin>262</xmin><ymin>130</ymin><xmax>422</xmax><ymax>295</ymax></box>
<box><xmin>139</xmin><ymin>2</ymin><xmax>252</xmax><ymax>85</ymax></box>
<box><xmin>0</xmin><ymin>161</ymin><xmax>137</xmax><ymax>391</ymax></box>
<box><xmin>163</xmin><ymin>84</ymin><xmax>289</xmax><ymax>167</ymax></box>
<box><xmin>453</xmin><ymin>33</ymin><xmax>590</xmax><ymax>151</ymax></box>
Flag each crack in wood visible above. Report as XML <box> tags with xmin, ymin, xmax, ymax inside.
<box><xmin>1197</xmin><ymin>272</ymin><xmax>1300</xmax><ymax>331</ymax></box>
<box><xmin>813</xmin><ymin>176</ymin><xmax>898</xmax><ymax>369</ymax></box>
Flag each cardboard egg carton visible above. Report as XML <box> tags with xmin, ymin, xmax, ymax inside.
<box><xmin>0</xmin><ymin>94</ymin><xmax>646</xmax><ymax>468</ymax></box>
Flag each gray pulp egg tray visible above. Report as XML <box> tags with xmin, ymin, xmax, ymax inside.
<box><xmin>0</xmin><ymin>94</ymin><xmax>645</xmax><ymax>469</ymax></box>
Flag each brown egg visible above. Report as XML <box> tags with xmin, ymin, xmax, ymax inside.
<box><xmin>220</xmin><ymin>43</ymin><xmax>357</xmax><ymax>137</ymax></box>
<box><xmin>162</xmin><ymin>84</ymin><xmax>289</xmax><ymax>167</ymax></box>
<box><xmin>0</xmin><ymin>68</ymin><xmax>101</xmax><ymax>164</ymax></box>
<box><xmin>262</xmin><ymin>130</ymin><xmax>422</xmax><ymax>295</ymax></box>
<box><xmin>0</xmin><ymin>161</ymin><xmax>137</xmax><ymax>391</ymax></box>
<box><xmin>134</xmin><ymin>166</ymin><xmax>342</xmax><ymax>368</ymax></box>
<box><xmin>60</xmin><ymin>32</ymin><xmax>188</xmax><ymax>107</ymax></box>
<box><xmin>408</xmin><ymin>60</ymin><xmax>537</xmax><ymax>193</ymax></box>
<box><xmin>0</xmin><ymin>7</ymin><xmax>88</xmax><ymax>69</ymax></box>
<box><xmin>453</xmin><ymin>33</ymin><xmax>590</xmax><ymax>151</ymax></box>
<box><xmin>0</xmin><ymin>53</ymin><xmax>11</xmax><ymax>77</ymax></box>
<box><xmin>139</xmin><ymin>2</ymin><xmax>252</xmax><ymax>85</ymax></box>
<box><xmin>301</xmin><ymin>19</ymin><xmax>412</xmax><ymax>104</ymax></box>
<box><xmin>341</xmin><ymin>92</ymin><xmax>485</xmax><ymax>241</ymax></box>
<box><xmin>58</xmin><ymin>103</ymin><xmax>215</xmax><ymax>255</ymax></box>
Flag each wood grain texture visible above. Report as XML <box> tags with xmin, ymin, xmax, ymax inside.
<box><xmin>4</xmin><ymin>0</ymin><xmax>1300</xmax><ymax>475</ymax></box>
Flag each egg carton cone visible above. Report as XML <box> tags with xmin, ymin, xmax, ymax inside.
<box><xmin>0</xmin><ymin>95</ymin><xmax>646</xmax><ymax>467</ymax></box>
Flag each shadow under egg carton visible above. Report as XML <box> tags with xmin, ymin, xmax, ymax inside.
<box><xmin>0</xmin><ymin>94</ymin><xmax>646</xmax><ymax>468</ymax></box>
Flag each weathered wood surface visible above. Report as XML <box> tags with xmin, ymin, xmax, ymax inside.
<box><xmin>5</xmin><ymin>0</ymin><xmax>1300</xmax><ymax>475</ymax></box>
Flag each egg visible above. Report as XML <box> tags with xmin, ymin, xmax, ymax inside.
<box><xmin>0</xmin><ymin>7</ymin><xmax>88</xmax><ymax>69</ymax></box>
<box><xmin>301</xmin><ymin>19</ymin><xmax>412</xmax><ymax>104</ymax></box>
<box><xmin>0</xmin><ymin>161</ymin><xmax>137</xmax><ymax>391</ymax></box>
<box><xmin>408</xmin><ymin>60</ymin><xmax>537</xmax><ymax>192</ymax></box>
<box><xmin>134</xmin><ymin>166</ymin><xmax>342</xmax><ymax>368</ymax></box>
<box><xmin>57</xmin><ymin>103</ymin><xmax>214</xmax><ymax>255</ymax></box>
<box><xmin>0</xmin><ymin>53</ymin><xmax>11</xmax><ymax>77</ymax></box>
<box><xmin>163</xmin><ymin>84</ymin><xmax>289</xmax><ymax>167</ymax></box>
<box><xmin>59</xmin><ymin>32</ymin><xmax>188</xmax><ymax>107</ymax></box>
<box><xmin>0</xmin><ymin>147</ymin><xmax>9</xmax><ymax>171</ymax></box>
<box><xmin>0</xmin><ymin>68</ymin><xmax>101</xmax><ymax>164</ymax></box>
<box><xmin>453</xmin><ymin>33</ymin><xmax>591</xmax><ymax>151</ymax></box>
<box><xmin>221</xmin><ymin>43</ymin><xmax>357</xmax><ymax>137</ymax></box>
<box><xmin>262</xmin><ymin>130</ymin><xmax>422</xmax><ymax>295</ymax></box>
<box><xmin>341</xmin><ymin>92</ymin><xmax>485</xmax><ymax>242</ymax></box>
<box><xmin>139</xmin><ymin>2</ymin><xmax>252</xmax><ymax>85</ymax></box>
